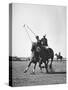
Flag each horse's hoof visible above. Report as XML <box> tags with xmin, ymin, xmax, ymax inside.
<box><xmin>32</xmin><ymin>71</ymin><xmax>35</xmax><ymax>74</ymax></box>
<box><xmin>31</xmin><ymin>72</ymin><xmax>35</xmax><ymax>75</ymax></box>
<box><xmin>24</xmin><ymin>70</ymin><xmax>27</xmax><ymax>73</ymax></box>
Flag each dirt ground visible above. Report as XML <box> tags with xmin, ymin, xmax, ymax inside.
<box><xmin>12</xmin><ymin>60</ymin><xmax>66</xmax><ymax>87</ymax></box>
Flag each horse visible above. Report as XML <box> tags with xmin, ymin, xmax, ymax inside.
<box><xmin>55</xmin><ymin>53</ymin><xmax>63</xmax><ymax>62</ymax></box>
<box><xmin>24</xmin><ymin>43</ymin><xmax>41</xmax><ymax>73</ymax></box>
<box><xmin>24</xmin><ymin>43</ymin><xmax>54</xmax><ymax>73</ymax></box>
<box><xmin>39</xmin><ymin>46</ymin><xmax>54</xmax><ymax>72</ymax></box>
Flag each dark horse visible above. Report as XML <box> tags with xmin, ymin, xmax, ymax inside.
<box><xmin>55</xmin><ymin>53</ymin><xmax>63</xmax><ymax>62</ymax></box>
<box><xmin>39</xmin><ymin>46</ymin><xmax>54</xmax><ymax>72</ymax></box>
<box><xmin>24</xmin><ymin>43</ymin><xmax>54</xmax><ymax>73</ymax></box>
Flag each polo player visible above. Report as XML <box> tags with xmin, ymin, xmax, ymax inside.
<box><xmin>31</xmin><ymin>36</ymin><xmax>41</xmax><ymax>61</ymax></box>
<box><xmin>41</xmin><ymin>34</ymin><xmax>48</xmax><ymax>49</ymax></box>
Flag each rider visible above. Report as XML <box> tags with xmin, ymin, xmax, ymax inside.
<box><xmin>31</xmin><ymin>36</ymin><xmax>41</xmax><ymax>52</ymax></box>
<box><xmin>41</xmin><ymin>34</ymin><xmax>48</xmax><ymax>49</ymax></box>
<box><xmin>31</xmin><ymin>36</ymin><xmax>41</xmax><ymax>61</ymax></box>
<box><xmin>36</xmin><ymin>36</ymin><xmax>41</xmax><ymax>48</ymax></box>
<box><xmin>35</xmin><ymin>36</ymin><xmax>44</xmax><ymax>68</ymax></box>
<box><xmin>59</xmin><ymin>52</ymin><xmax>61</xmax><ymax>56</ymax></box>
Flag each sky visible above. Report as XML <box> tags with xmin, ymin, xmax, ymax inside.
<box><xmin>12</xmin><ymin>3</ymin><xmax>66</xmax><ymax>57</ymax></box>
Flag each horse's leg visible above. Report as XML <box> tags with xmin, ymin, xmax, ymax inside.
<box><xmin>45</xmin><ymin>60</ymin><xmax>48</xmax><ymax>73</ymax></box>
<box><xmin>32</xmin><ymin>62</ymin><xmax>37</xmax><ymax>73</ymax></box>
<box><xmin>49</xmin><ymin>58</ymin><xmax>53</xmax><ymax>72</ymax></box>
<box><xmin>39</xmin><ymin>58</ymin><xmax>43</xmax><ymax>72</ymax></box>
<box><xmin>24</xmin><ymin>60</ymin><xmax>32</xmax><ymax>73</ymax></box>
<box><xmin>61</xmin><ymin>57</ymin><xmax>63</xmax><ymax>61</ymax></box>
<box><xmin>46</xmin><ymin>59</ymin><xmax>49</xmax><ymax>66</ymax></box>
<box><xmin>60</xmin><ymin>57</ymin><xmax>62</xmax><ymax>62</ymax></box>
<box><xmin>57</xmin><ymin>57</ymin><xmax>58</xmax><ymax>62</ymax></box>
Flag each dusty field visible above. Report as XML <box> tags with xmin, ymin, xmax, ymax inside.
<box><xmin>12</xmin><ymin>60</ymin><xmax>66</xmax><ymax>87</ymax></box>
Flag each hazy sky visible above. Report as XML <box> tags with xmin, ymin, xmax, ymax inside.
<box><xmin>12</xmin><ymin>3</ymin><xmax>66</xmax><ymax>57</ymax></box>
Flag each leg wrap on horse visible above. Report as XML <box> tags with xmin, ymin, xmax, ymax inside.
<box><xmin>39</xmin><ymin>59</ymin><xmax>42</xmax><ymax>68</ymax></box>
